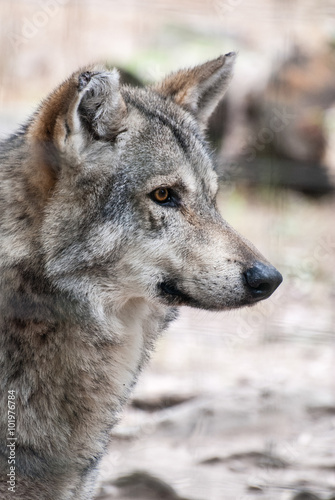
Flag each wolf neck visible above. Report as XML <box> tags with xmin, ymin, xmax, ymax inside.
<box><xmin>3</xmin><ymin>273</ymin><xmax>168</xmax><ymax>396</ymax></box>
<box><xmin>0</xmin><ymin>284</ymin><xmax>169</xmax><ymax>464</ymax></box>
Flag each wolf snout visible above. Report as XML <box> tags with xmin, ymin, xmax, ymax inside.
<box><xmin>243</xmin><ymin>261</ymin><xmax>283</xmax><ymax>302</ymax></box>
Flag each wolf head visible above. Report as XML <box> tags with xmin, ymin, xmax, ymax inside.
<box><xmin>27</xmin><ymin>54</ymin><xmax>282</xmax><ymax>313</ymax></box>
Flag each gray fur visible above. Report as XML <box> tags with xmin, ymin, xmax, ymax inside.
<box><xmin>0</xmin><ymin>55</ymin><xmax>281</xmax><ymax>499</ymax></box>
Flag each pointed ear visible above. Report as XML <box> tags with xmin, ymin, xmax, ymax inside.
<box><xmin>154</xmin><ymin>53</ymin><xmax>236</xmax><ymax>129</ymax></box>
<box><xmin>26</xmin><ymin>66</ymin><xmax>127</xmax><ymax>200</ymax></box>
<box><xmin>30</xmin><ymin>66</ymin><xmax>127</xmax><ymax>153</ymax></box>
<box><xmin>76</xmin><ymin>68</ymin><xmax>127</xmax><ymax>142</ymax></box>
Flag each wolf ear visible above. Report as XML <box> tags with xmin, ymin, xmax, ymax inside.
<box><xmin>75</xmin><ymin>68</ymin><xmax>127</xmax><ymax>142</ymax></box>
<box><xmin>154</xmin><ymin>53</ymin><xmax>236</xmax><ymax>129</ymax></box>
<box><xmin>26</xmin><ymin>67</ymin><xmax>127</xmax><ymax>200</ymax></box>
<box><xmin>30</xmin><ymin>66</ymin><xmax>127</xmax><ymax>153</ymax></box>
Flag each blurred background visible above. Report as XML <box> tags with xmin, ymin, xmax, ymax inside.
<box><xmin>1</xmin><ymin>1</ymin><xmax>334</xmax><ymax>499</ymax></box>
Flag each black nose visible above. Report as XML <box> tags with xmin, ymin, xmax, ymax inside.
<box><xmin>244</xmin><ymin>262</ymin><xmax>283</xmax><ymax>301</ymax></box>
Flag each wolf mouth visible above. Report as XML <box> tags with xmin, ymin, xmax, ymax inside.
<box><xmin>159</xmin><ymin>281</ymin><xmax>193</xmax><ymax>304</ymax></box>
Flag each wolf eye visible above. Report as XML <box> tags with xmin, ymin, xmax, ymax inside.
<box><xmin>149</xmin><ymin>187</ymin><xmax>176</xmax><ymax>207</ymax></box>
<box><xmin>153</xmin><ymin>188</ymin><xmax>170</xmax><ymax>203</ymax></box>
<box><xmin>149</xmin><ymin>187</ymin><xmax>179</xmax><ymax>207</ymax></box>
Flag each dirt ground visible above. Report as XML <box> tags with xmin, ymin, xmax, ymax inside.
<box><xmin>94</xmin><ymin>189</ymin><xmax>335</xmax><ymax>500</ymax></box>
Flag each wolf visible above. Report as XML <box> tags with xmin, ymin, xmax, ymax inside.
<box><xmin>0</xmin><ymin>53</ymin><xmax>282</xmax><ymax>499</ymax></box>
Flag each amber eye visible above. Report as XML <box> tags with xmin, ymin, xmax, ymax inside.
<box><xmin>153</xmin><ymin>188</ymin><xmax>170</xmax><ymax>203</ymax></box>
<box><xmin>149</xmin><ymin>187</ymin><xmax>179</xmax><ymax>207</ymax></box>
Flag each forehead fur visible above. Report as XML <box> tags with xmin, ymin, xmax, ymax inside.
<box><xmin>120</xmin><ymin>85</ymin><xmax>218</xmax><ymax>195</ymax></box>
